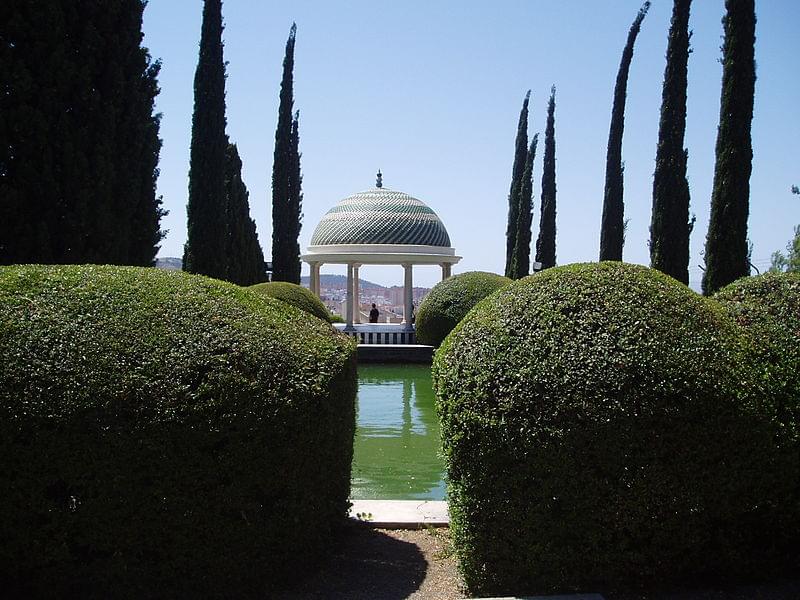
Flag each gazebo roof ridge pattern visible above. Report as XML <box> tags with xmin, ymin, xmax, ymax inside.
<box><xmin>310</xmin><ymin>187</ymin><xmax>452</xmax><ymax>248</ymax></box>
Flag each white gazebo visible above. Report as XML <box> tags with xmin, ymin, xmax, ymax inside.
<box><xmin>302</xmin><ymin>172</ymin><xmax>461</xmax><ymax>333</ymax></box>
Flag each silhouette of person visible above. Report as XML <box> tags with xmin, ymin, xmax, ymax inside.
<box><xmin>369</xmin><ymin>303</ymin><xmax>379</xmax><ymax>323</ymax></box>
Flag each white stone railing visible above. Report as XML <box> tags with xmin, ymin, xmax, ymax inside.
<box><xmin>333</xmin><ymin>323</ymin><xmax>416</xmax><ymax>345</ymax></box>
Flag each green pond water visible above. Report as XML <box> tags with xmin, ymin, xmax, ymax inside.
<box><xmin>351</xmin><ymin>364</ymin><xmax>446</xmax><ymax>500</ymax></box>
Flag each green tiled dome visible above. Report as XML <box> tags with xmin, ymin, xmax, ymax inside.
<box><xmin>310</xmin><ymin>187</ymin><xmax>452</xmax><ymax>247</ymax></box>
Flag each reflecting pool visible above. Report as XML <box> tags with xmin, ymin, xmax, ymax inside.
<box><xmin>351</xmin><ymin>364</ymin><xmax>446</xmax><ymax>500</ymax></box>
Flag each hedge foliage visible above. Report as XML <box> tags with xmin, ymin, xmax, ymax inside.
<box><xmin>250</xmin><ymin>280</ymin><xmax>332</xmax><ymax>322</ymax></box>
<box><xmin>0</xmin><ymin>265</ymin><xmax>357</xmax><ymax>599</ymax></box>
<box><xmin>715</xmin><ymin>272</ymin><xmax>800</xmax><ymax>519</ymax></box>
<box><xmin>416</xmin><ymin>271</ymin><xmax>511</xmax><ymax>347</ymax></box>
<box><xmin>433</xmin><ymin>262</ymin><xmax>796</xmax><ymax>596</ymax></box>
<box><xmin>715</xmin><ymin>272</ymin><xmax>800</xmax><ymax>440</ymax></box>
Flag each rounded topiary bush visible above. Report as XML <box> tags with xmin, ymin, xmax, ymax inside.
<box><xmin>433</xmin><ymin>262</ymin><xmax>793</xmax><ymax>596</ymax></box>
<box><xmin>715</xmin><ymin>272</ymin><xmax>800</xmax><ymax>441</ymax></box>
<box><xmin>715</xmin><ymin>272</ymin><xmax>800</xmax><ymax>531</ymax></box>
<box><xmin>250</xmin><ymin>280</ymin><xmax>332</xmax><ymax>322</ymax></box>
<box><xmin>415</xmin><ymin>271</ymin><xmax>511</xmax><ymax>346</ymax></box>
<box><xmin>0</xmin><ymin>265</ymin><xmax>357</xmax><ymax>599</ymax></box>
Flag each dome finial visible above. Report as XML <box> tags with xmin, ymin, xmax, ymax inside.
<box><xmin>376</xmin><ymin>170</ymin><xmax>383</xmax><ymax>188</ymax></box>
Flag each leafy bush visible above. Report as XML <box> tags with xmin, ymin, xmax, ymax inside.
<box><xmin>416</xmin><ymin>271</ymin><xmax>511</xmax><ymax>346</ymax></box>
<box><xmin>0</xmin><ymin>265</ymin><xmax>357</xmax><ymax>599</ymax></box>
<box><xmin>433</xmin><ymin>262</ymin><xmax>794</xmax><ymax>596</ymax></box>
<box><xmin>715</xmin><ymin>272</ymin><xmax>800</xmax><ymax>525</ymax></box>
<box><xmin>250</xmin><ymin>280</ymin><xmax>332</xmax><ymax>322</ymax></box>
<box><xmin>715</xmin><ymin>272</ymin><xmax>800</xmax><ymax>438</ymax></box>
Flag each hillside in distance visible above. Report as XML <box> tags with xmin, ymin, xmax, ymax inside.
<box><xmin>300</xmin><ymin>274</ymin><xmax>385</xmax><ymax>290</ymax></box>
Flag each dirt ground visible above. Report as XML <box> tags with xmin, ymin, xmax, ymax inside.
<box><xmin>273</xmin><ymin>523</ymin><xmax>800</xmax><ymax>600</ymax></box>
<box><xmin>273</xmin><ymin>523</ymin><xmax>465</xmax><ymax>600</ymax></box>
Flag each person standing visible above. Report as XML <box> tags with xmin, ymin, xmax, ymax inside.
<box><xmin>369</xmin><ymin>303</ymin><xmax>379</xmax><ymax>323</ymax></box>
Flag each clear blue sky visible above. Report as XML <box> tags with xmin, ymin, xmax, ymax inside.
<box><xmin>143</xmin><ymin>0</ymin><xmax>799</xmax><ymax>289</ymax></box>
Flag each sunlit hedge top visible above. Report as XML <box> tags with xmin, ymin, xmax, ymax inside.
<box><xmin>435</xmin><ymin>262</ymin><xmax>750</xmax><ymax>445</ymax></box>
<box><xmin>715</xmin><ymin>271</ymin><xmax>800</xmax><ymax>441</ymax></box>
<box><xmin>0</xmin><ymin>264</ymin><xmax>352</xmax><ymax>425</ymax></box>
<box><xmin>249</xmin><ymin>280</ymin><xmax>331</xmax><ymax>322</ymax></box>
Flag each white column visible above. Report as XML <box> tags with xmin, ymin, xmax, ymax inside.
<box><xmin>441</xmin><ymin>262</ymin><xmax>452</xmax><ymax>281</ymax></box>
<box><xmin>402</xmin><ymin>263</ymin><xmax>414</xmax><ymax>330</ymax></box>
<box><xmin>315</xmin><ymin>263</ymin><xmax>323</xmax><ymax>296</ymax></box>
<box><xmin>310</xmin><ymin>262</ymin><xmax>320</xmax><ymax>296</ymax></box>
<box><xmin>353</xmin><ymin>264</ymin><xmax>361</xmax><ymax>324</ymax></box>
<box><xmin>346</xmin><ymin>263</ymin><xmax>354</xmax><ymax>329</ymax></box>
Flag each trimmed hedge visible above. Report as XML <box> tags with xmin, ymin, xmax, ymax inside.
<box><xmin>250</xmin><ymin>280</ymin><xmax>332</xmax><ymax>322</ymax></box>
<box><xmin>416</xmin><ymin>271</ymin><xmax>511</xmax><ymax>347</ymax></box>
<box><xmin>715</xmin><ymin>272</ymin><xmax>800</xmax><ymax>442</ymax></box>
<box><xmin>433</xmin><ymin>262</ymin><xmax>794</xmax><ymax>596</ymax></box>
<box><xmin>715</xmin><ymin>272</ymin><xmax>800</xmax><ymax>528</ymax></box>
<box><xmin>0</xmin><ymin>265</ymin><xmax>357</xmax><ymax>599</ymax></box>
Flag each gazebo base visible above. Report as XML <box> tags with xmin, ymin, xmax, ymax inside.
<box><xmin>334</xmin><ymin>323</ymin><xmax>416</xmax><ymax>345</ymax></box>
<box><xmin>356</xmin><ymin>344</ymin><xmax>433</xmax><ymax>364</ymax></box>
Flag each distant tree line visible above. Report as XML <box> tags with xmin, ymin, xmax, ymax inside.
<box><xmin>1</xmin><ymin>0</ymin><xmax>165</xmax><ymax>265</ymax></box>
<box><xmin>769</xmin><ymin>186</ymin><xmax>799</xmax><ymax>273</ymax></box>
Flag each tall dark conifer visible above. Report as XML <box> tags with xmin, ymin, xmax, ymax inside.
<box><xmin>535</xmin><ymin>87</ymin><xmax>557</xmax><ymax>270</ymax></box>
<box><xmin>600</xmin><ymin>1</ymin><xmax>651</xmax><ymax>262</ymax></box>
<box><xmin>184</xmin><ymin>0</ymin><xmax>228</xmax><ymax>279</ymax></box>
<box><xmin>271</xmin><ymin>23</ymin><xmax>298</xmax><ymax>283</ymax></box>
<box><xmin>121</xmin><ymin>1</ymin><xmax>167</xmax><ymax>265</ymax></box>
<box><xmin>1</xmin><ymin>0</ymin><xmax>164</xmax><ymax>265</ymax></box>
<box><xmin>284</xmin><ymin>111</ymin><xmax>303</xmax><ymax>284</ymax></box>
<box><xmin>505</xmin><ymin>91</ymin><xmax>531</xmax><ymax>279</ymax></box>
<box><xmin>509</xmin><ymin>135</ymin><xmax>538</xmax><ymax>279</ymax></box>
<box><xmin>702</xmin><ymin>0</ymin><xmax>756</xmax><ymax>295</ymax></box>
<box><xmin>649</xmin><ymin>0</ymin><xmax>692</xmax><ymax>284</ymax></box>
<box><xmin>225</xmin><ymin>141</ymin><xmax>266</xmax><ymax>286</ymax></box>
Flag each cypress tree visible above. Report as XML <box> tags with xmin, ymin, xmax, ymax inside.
<box><xmin>271</xmin><ymin>23</ymin><xmax>298</xmax><ymax>283</ymax></box>
<box><xmin>535</xmin><ymin>87</ymin><xmax>557</xmax><ymax>270</ymax></box>
<box><xmin>649</xmin><ymin>0</ymin><xmax>692</xmax><ymax>285</ymax></box>
<box><xmin>504</xmin><ymin>91</ymin><xmax>531</xmax><ymax>279</ymax></box>
<box><xmin>284</xmin><ymin>111</ymin><xmax>303</xmax><ymax>284</ymax></box>
<box><xmin>119</xmin><ymin>1</ymin><xmax>167</xmax><ymax>265</ymax></box>
<box><xmin>183</xmin><ymin>0</ymin><xmax>228</xmax><ymax>280</ymax></box>
<box><xmin>0</xmin><ymin>0</ymin><xmax>164</xmax><ymax>265</ymax></box>
<box><xmin>600</xmin><ymin>1</ymin><xmax>651</xmax><ymax>262</ymax></box>
<box><xmin>1</xmin><ymin>0</ymin><xmax>74</xmax><ymax>264</ymax></box>
<box><xmin>225</xmin><ymin>141</ymin><xmax>266</xmax><ymax>286</ymax></box>
<box><xmin>702</xmin><ymin>0</ymin><xmax>756</xmax><ymax>295</ymax></box>
<box><xmin>509</xmin><ymin>134</ymin><xmax>539</xmax><ymax>279</ymax></box>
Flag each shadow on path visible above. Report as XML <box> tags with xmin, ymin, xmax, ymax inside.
<box><xmin>273</xmin><ymin>522</ymin><xmax>428</xmax><ymax>600</ymax></box>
